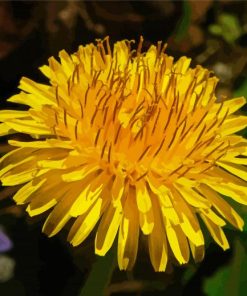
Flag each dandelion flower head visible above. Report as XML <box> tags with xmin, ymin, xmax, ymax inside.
<box><xmin>0</xmin><ymin>37</ymin><xmax>247</xmax><ymax>271</ymax></box>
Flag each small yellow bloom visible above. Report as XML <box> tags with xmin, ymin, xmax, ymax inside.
<box><xmin>1</xmin><ymin>37</ymin><xmax>247</xmax><ymax>271</ymax></box>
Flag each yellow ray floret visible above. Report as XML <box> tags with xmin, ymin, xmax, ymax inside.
<box><xmin>0</xmin><ymin>37</ymin><xmax>247</xmax><ymax>271</ymax></box>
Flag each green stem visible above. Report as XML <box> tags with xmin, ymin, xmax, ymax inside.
<box><xmin>78</xmin><ymin>245</ymin><xmax>117</xmax><ymax>296</ymax></box>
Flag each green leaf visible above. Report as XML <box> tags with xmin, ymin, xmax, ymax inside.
<box><xmin>203</xmin><ymin>239</ymin><xmax>247</xmax><ymax>296</ymax></box>
<box><xmin>174</xmin><ymin>0</ymin><xmax>192</xmax><ymax>42</ymax></box>
<box><xmin>208</xmin><ymin>25</ymin><xmax>222</xmax><ymax>36</ymax></box>
<box><xmin>182</xmin><ymin>265</ymin><xmax>198</xmax><ymax>285</ymax></box>
<box><xmin>209</xmin><ymin>13</ymin><xmax>242</xmax><ymax>44</ymax></box>
<box><xmin>234</xmin><ymin>79</ymin><xmax>247</xmax><ymax>98</ymax></box>
<box><xmin>78</xmin><ymin>244</ymin><xmax>117</xmax><ymax>296</ymax></box>
<box><xmin>204</xmin><ymin>264</ymin><xmax>230</xmax><ymax>296</ymax></box>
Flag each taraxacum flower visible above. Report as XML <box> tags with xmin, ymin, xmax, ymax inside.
<box><xmin>0</xmin><ymin>37</ymin><xmax>247</xmax><ymax>271</ymax></box>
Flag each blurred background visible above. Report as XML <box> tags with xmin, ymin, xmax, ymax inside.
<box><xmin>0</xmin><ymin>1</ymin><xmax>247</xmax><ymax>295</ymax></box>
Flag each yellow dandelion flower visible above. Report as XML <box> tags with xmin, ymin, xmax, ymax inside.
<box><xmin>1</xmin><ymin>37</ymin><xmax>247</xmax><ymax>272</ymax></box>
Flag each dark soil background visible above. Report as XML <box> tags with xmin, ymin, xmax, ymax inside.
<box><xmin>0</xmin><ymin>1</ymin><xmax>247</xmax><ymax>296</ymax></box>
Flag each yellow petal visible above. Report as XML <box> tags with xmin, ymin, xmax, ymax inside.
<box><xmin>148</xmin><ymin>198</ymin><xmax>168</xmax><ymax>271</ymax></box>
<box><xmin>151</xmin><ymin>188</ymin><xmax>180</xmax><ymax>225</ymax></box>
<box><xmin>68</xmin><ymin>198</ymin><xmax>102</xmax><ymax>246</ymax></box>
<box><xmin>48</xmin><ymin>56</ymin><xmax>68</xmax><ymax>85</ymax></box>
<box><xmin>171</xmin><ymin>187</ymin><xmax>204</xmax><ymax>246</ymax></box>
<box><xmin>173</xmin><ymin>56</ymin><xmax>191</xmax><ymax>75</ymax></box>
<box><xmin>161</xmin><ymin>204</ymin><xmax>180</xmax><ymax>225</ymax></box>
<box><xmin>220</xmin><ymin>155</ymin><xmax>247</xmax><ymax>165</ymax></box>
<box><xmin>147</xmin><ymin>173</ymin><xmax>169</xmax><ymax>197</ymax></box>
<box><xmin>18</xmin><ymin>77</ymin><xmax>56</xmax><ymax>106</ymax></box>
<box><xmin>27</xmin><ymin>199</ymin><xmax>57</xmax><ymax>217</ymax></box>
<box><xmin>7</xmin><ymin>92</ymin><xmax>46</xmax><ymax>109</ymax></box>
<box><xmin>226</xmin><ymin>135</ymin><xmax>247</xmax><ymax>147</ymax></box>
<box><xmin>199</xmin><ymin>184</ymin><xmax>244</xmax><ymax>230</ymax></box>
<box><xmin>43</xmin><ymin>210</ymin><xmax>71</xmax><ymax>237</ymax></box>
<box><xmin>219</xmin><ymin>116</ymin><xmax>247</xmax><ymax>136</ymax></box>
<box><xmin>8</xmin><ymin>139</ymin><xmax>73</xmax><ymax>150</ymax></box>
<box><xmin>42</xmin><ymin>187</ymin><xmax>77</xmax><ymax>237</ymax></box>
<box><xmin>0</xmin><ymin>146</ymin><xmax>68</xmax><ymax>172</ymax></box>
<box><xmin>39</xmin><ymin>65</ymin><xmax>51</xmax><ymax>79</ymax></box>
<box><xmin>200</xmin><ymin>208</ymin><xmax>226</xmax><ymax>227</ymax></box>
<box><xmin>135</xmin><ymin>180</ymin><xmax>152</xmax><ymax>213</ymax></box>
<box><xmin>0</xmin><ymin>123</ymin><xmax>15</xmax><ymax>136</ymax></box>
<box><xmin>13</xmin><ymin>178</ymin><xmax>46</xmax><ymax>204</ymax></box>
<box><xmin>0</xmin><ymin>147</ymin><xmax>30</xmax><ymax>168</ymax></box>
<box><xmin>0</xmin><ymin>110</ymin><xmax>29</xmax><ymax>120</ymax></box>
<box><xmin>26</xmin><ymin>176</ymin><xmax>70</xmax><ymax>216</ymax></box>
<box><xmin>1</xmin><ymin>168</ymin><xmax>49</xmax><ymax>186</ymax></box>
<box><xmin>42</xmin><ymin>182</ymin><xmax>84</xmax><ymax>237</ymax></box>
<box><xmin>37</xmin><ymin>159</ymin><xmax>67</xmax><ymax>169</ymax></box>
<box><xmin>62</xmin><ymin>164</ymin><xmax>99</xmax><ymax>182</ymax></box>
<box><xmin>189</xmin><ymin>240</ymin><xmax>205</xmax><ymax>263</ymax></box>
<box><xmin>139</xmin><ymin>209</ymin><xmax>154</xmax><ymax>235</ymax></box>
<box><xmin>200</xmin><ymin>214</ymin><xmax>229</xmax><ymax>250</ymax></box>
<box><xmin>95</xmin><ymin>203</ymin><xmax>122</xmax><ymax>256</ymax></box>
<box><xmin>180</xmin><ymin>213</ymin><xmax>204</xmax><ymax>247</ymax></box>
<box><xmin>165</xmin><ymin>223</ymin><xmax>190</xmax><ymax>264</ymax></box>
<box><xmin>217</xmin><ymin>161</ymin><xmax>247</xmax><ymax>182</ymax></box>
<box><xmin>4</xmin><ymin>119</ymin><xmax>52</xmax><ymax>135</ymax></box>
<box><xmin>69</xmin><ymin>173</ymin><xmax>109</xmax><ymax>217</ymax></box>
<box><xmin>59</xmin><ymin>50</ymin><xmax>74</xmax><ymax>77</ymax></box>
<box><xmin>224</xmin><ymin>96</ymin><xmax>246</xmax><ymax>114</ymax></box>
<box><xmin>0</xmin><ymin>156</ymin><xmax>35</xmax><ymax>178</ymax></box>
<box><xmin>118</xmin><ymin>194</ymin><xmax>139</xmax><ymax>270</ymax></box>
<box><xmin>206</xmin><ymin>181</ymin><xmax>247</xmax><ymax>205</ymax></box>
<box><xmin>210</xmin><ymin>97</ymin><xmax>246</xmax><ymax>120</ymax></box>
<box><xmin>0</xmin><ymin>148</ymin><xmax>68</xmax><ymax>186</ymax></box>
<box><xmin>174</xmin><ymin>183</ymin><xmax>210</xmax><ymax>209</ymax></box>
<box><xmin>112</xmin><ymin>175</ymin><xmax>125</xmax><ymax>207</ymax></box>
